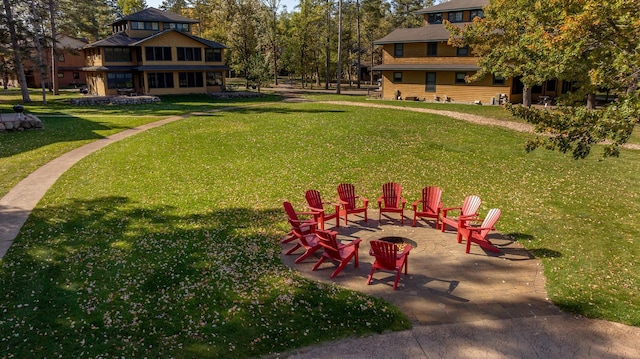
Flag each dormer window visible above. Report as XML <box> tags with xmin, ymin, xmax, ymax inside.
<box><xmin>131</xmin><ymin>21</ymin><xmax>159</xmax><ymax>30</ymax></box>
<box><xmin>163</xmin><ymin>23</ymin><xmax>190</xmax><ymax>32</ymax></box>
<box><xmin>470</xmin><ymin>9</ymin><xmax>485</xmax><ymax>19</ymax></box>
<box><xmin>427</xmin><ymin>13</ymin><xmax>442</xmax><ymax>24</ymax></box>
<box><xmin>448</xmin><ymin>11</ymin><xmax>463</xmax><ymax>23</ymax></box>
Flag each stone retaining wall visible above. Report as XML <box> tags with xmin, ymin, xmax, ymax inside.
<box><xmin>68</xmin><ymin>96</ymin><xmax>161</xmax><ymax>106</ymax></box>
<box><xmin>0</xmin><ymin>114</ymin><xmax>44</xmax><ymax>132</ymax></box>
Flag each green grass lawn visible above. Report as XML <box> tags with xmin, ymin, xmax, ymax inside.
<box><xmin>1</xmin><ymin>92</ymin><xmax>640</xmax><ymax>357</ymax></box>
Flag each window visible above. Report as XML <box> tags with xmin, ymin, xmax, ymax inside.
<box><xmin>131</xmin><ymin>21</ymin><xmax>159</xmax><ymax>30</ymax></box>
<box><xmin>470</xmin><ymin>9</ymin><xmax>485</xmax><ymax>19</ymax></box>
<box><xmin>449</xmin><ymin>11</ymin><xmax>463</xmax><ymax>22</ymax></box>
<box><xmin>546</xmin><ymin>79</ymin><xmax>557</xmax><ymax>92</ymax></box>
<box><xmin>58</xmin><ymin>54</ymin><xmax>65</xmax><ymax>62</ymax></box>
<box><xmin>57</xmin><ymin>72</ymin><xmax>64</xmax><ymax>78</ymax></box>
<box><xmin>145</xmin><ymin>47</ymin><xmax>172</xmax><ymax>61</ymax></box>
<box><xmin>177</xmin><ymin>47</ymin><xmax>202</xmax><ymax>61</ymax></box>
<box><xmin>205</xmin><ymin>48</ymin><xmax>222</xmax><ymax>62</ymax></box>
<box><xmin>493</xmin><ymin>75</ymin><xmax>505</xmax><ymax>85</ymax></box>
<box><xmin>393</xmin><ymin>43</ymin><xmax>403</xmax><ymax>57</ymax></box>
<box><xmin>179</xmin><ymin>72</ymin><xmax>203</xmax><ymax>87</ymax></box>
<box><xmin>73</xmin><ymin>72</ymin><xmax>80</xmax><ymax>80</ymax></box>
<box><xmin>104</xmin><ymin>47</ymin><xmax>131</xmax><ymax>62</ymax></box>
<box><xmin>456</xmin><ymin>46</ymin><xmax>469</xmax><ymax>56</ymax></box>
<box><xmin>107</xmin><ymin>72</ymin><xmax>133</xmax><ymax>89</ymax></box>
<box><xmin>393</xmin><ymin>72</ymin><xmax>402</xmax><ymax>83</ymax></box>
<box><xmin>148</xmin><ymin>73</ymin><xmax>174</xmax><ymax>88</ymax></box>
<box><xmin>425</xmin><ymin>72</ymin><xmax>436</xmax><ymax>92</ymax></box>
<box><xmin>163</xmin><ymin>23</ymin><xmax>190</xmax><ymax>32</ymax></box>
<box><xmin>561</xmin><ymin>81</ymin><xmax>574</xmax><ymax>94</ymax></box>
<box><xmin>206</xmin><ymin>72</ymin><xmax>223</xmax><ymax>86</ymax></box>
<box><xmin>427</xmin><ymin>13</ymin><xmax>442</xmax><ymax>24</ymax></box>
<box><xmin>427</xmin><ymin>42</ymin><xmax>438</xmax><ymax>57</ymax></box>
<box><xmin>455</xmin><ymin>72</ymin><xmax>467</xmax><ymax>84</ymax></box>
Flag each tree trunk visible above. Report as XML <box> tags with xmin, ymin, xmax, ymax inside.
<box><xmin>324</xmin><ymin>0</ymin><xmax>330</xmax><ymax>90</ymax></box>
<box><xmin>336</xmin><ymin>0</ymin><xmax>342</xmax><ymax>94</ymax></box>
<box><xmin>272</xmin><ymin>6</ymin><xmax>278</xmax><ymax>86</ymax></box>
<box><xmin>49</xmin><ymin>0</ymin><xmax>59</xmax><ymax>95</ymax></box>
<box><xmin>3</xmin><ymin>0</ymin><xmax>32</xmax><ymax>103</ymax></box>
<box><xmin>356</xmin><ymin>0</ymin><xmax>361</xmax><ymax>89</ymax></box>
<box><xmin>523</xmin><ymin>85</ymin><xmax>532</xmax><ymax>107</ymax></box>
<box><xmin>586</xmin><ymin>93</ymin><xmax>596</xmax><ymax>109</ymax></box>
<box><xmin>31</xmin><ymin>0</ymin><xmax>47</xmax><ymax>104</ymax></box>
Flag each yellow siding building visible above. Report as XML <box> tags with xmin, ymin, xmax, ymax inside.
<box><xmin>82</xmin><ymin>7</ymin><xmax>228</xmax><ymax>96</ymax></box>
<box><xmin>373</xmin><ymin>0</ymin><xmax>566</xmax><ymax>104</ymax></box>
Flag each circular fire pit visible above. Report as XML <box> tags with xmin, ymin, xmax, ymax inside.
<box><xmin>378</xmin><ymin>236</ymin><xmax>406</xmax><ymax>244</ymax></box>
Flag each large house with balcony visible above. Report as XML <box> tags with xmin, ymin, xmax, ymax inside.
<box><xmin>82</xmin><ymin>7</ymin><xmax>228</xmax><ymax>96</ymax></box>
<box><xmin>373</xmin><ymin>0</ymin><xmax>566</xmax><ymax>104</ymax></box>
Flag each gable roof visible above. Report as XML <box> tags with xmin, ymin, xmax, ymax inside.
<box><xmin>112</xmin><ymin>7</ymin><xmax>199</xmax><ymax>25</ymax></box>
<box><xmin>373</xmin><ymin>23</ymin><xmax>464</xmax><ymax>44</ymax></box>
<box><xmin>85</xmin><ymin>29</ymin><xmax>227</xmax><ymax>49</ymax></box>
<box><xmin>415</xmin><ymin>0</ymin><xmax>488</xmax><ymax>14</ymax></box>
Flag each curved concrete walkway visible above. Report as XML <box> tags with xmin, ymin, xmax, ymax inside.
<box><xmin>2</xmin><ymin>100</ymin><xmax>639</xmax><ymax>358</ymax></box>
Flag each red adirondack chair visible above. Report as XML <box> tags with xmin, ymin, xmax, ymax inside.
<box><xmin>412</xmin><ymin>186</ymin><xmax>443</xmax><ymax>227</ymax></box>
<box><xmin>337</xmin><ymin>183</ymin><xmax>368</xmax><ymax>225</ymax></box>
<box><xmin>312</xmin><ymin>229</ymin><xmax>361</xmax><ymax>278</ymax></box>
<box><xmin>367</xmin><ymin>240</ymin><xmax>412</xmax><ymax>290</ymax></box>
<box><xmin>283</xmin><ymin>201</ymin><xmax>322</xmax><ymax>263</ymax></box>
<box><xmin>305</xmin><ymin>189</ymin><xmax>340</xmax><ymax>230</ymax></box>
<box><xmin>441</xmin><ymin>195</ymin><xmax>481</xmax><ymax>243</ymax></box>
<box><xmin>460</xmin><ymin>208</ymin><xmax>502</xmax><ymax>253</ymax></box>
<box><xmin>377</xmin><ymin>182</ymin><xmax>407</xmax><ymax>225</ymax></box>
<box><xmin>282</xmin><ymin>201</ymin><xmax>317</xmax><ymax>244</ymax></box>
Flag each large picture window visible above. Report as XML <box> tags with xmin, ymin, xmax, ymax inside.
<box><xmin>177</xmin><ymin>47</ymin><xmax>202</xmax><ymax>61</ymax></box>
<box><xmin>179</xmin><ymin>72</ymin><xmax>204</xmax><ymax>87</ymax></box>
<box><xmin>107</xmin><ymin>72</ymin><xmax>133</xmax><ymax>89</ymax></box>
<box><xmin>145</xmin><ymin>47</ymin><xmax>172</xmax><ymax>61</ymax></box>
<box><xmin>205</xmin><ymin>48</ymin><xmax>222</xmax><ymax>62</ymax></box>
<box><xmin>148</xmin><ymin>73</ymin><xmax>174</xmax><ymax>88</ymax></box>
<box><xmin>206</xmin><ymin>72</ymin><xmax>223</xmax><ymax>86</ymax></box>
<box><xmin>394</xmin><ymin>44</ymin><xmax>403</xmax><ymax>57</ymax></box>
<box><xmin>104</xmin><ymin>47</ymin><xmax>131</xmax><ymax>62</ymax></box>
<box><xmin>427</xmin><ymin>13</ymin><xmax>442</xmax><ymax>24</ymax></box>
<box><xmin>449</xmin><ymin>11</ymin><xmax>463</xmax><ymax>22</ymax></box>
<box><xmin>470</xmin><ymin>9</ymin><xmax>485</xmax><ymax>19</ymax></box>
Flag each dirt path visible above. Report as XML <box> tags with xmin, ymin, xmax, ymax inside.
<box><xmin>318</xmin><ymin>100</ymin><xmax>640</xmax><ymax>150</ymax></box>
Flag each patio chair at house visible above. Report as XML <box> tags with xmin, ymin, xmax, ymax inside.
<box><xmin>412</xmin><ymin>186</ymin><xmax>443</xmax><ymax>227</ymax></box>
<box><xmin>282</xmin><ymin>201</ymin><xmax>317</xmax><ymax>244</ymax></box>
<box><xmin>283</xmin><ymin>201</ymin><xmax>322</xmax><ymax>263</ymax></box>
<box><xmin>305</xmin><ymin>189</ymin><xmax>340</xmax><ymax>230</ymax></box>
<box><xmin>377</xmin><ymin>182</ymin><xmax>407</xmax><ymax>225</ymax></box>
<box><xmin>367</xmin><ymin>240</ymin><xmax>412</xmax><ymax>290</ymax></box>
<box><xmin>312</xmin><ymin>229</ymin><xmax>361</xmax><ymax>278</ymax></box>
<box><xmin>337</xmin><ymin>183</ymin><xmax>368</xmax><ymax>225</ymax></box>
<box><xmin>459</xmin><ymin>208</ymin><xmax>502</xmax><ymax>254</ymax></box>
<box><xmin>441</xmin><ymin>195</ymin><xmax>482</xmax><ymax>243</ymax></box>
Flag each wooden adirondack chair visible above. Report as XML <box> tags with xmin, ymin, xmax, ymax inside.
<box><xmin>337</xmin><ymin>183</ymin><xmax>368</xmax><ymax>225</ymax></box>
<box><xmin>305</xmin><ymin>189</ymin><xmax>340</xmax><ymax>230</ymax></box>
<box><xmin>312</xmin><ymin>229</ymin><xmax>361</xmax><ymax>278</ymax></box>
<box><xmin>412</xmin><ymin>186</ymin><xmax>443</xmax><ymax>227</ymax></box>
<box><xmin>282</xmin><ymin>201</ymin><xmax>317</xmax><ymax>244</ymax></box>
<box><xmin>441</xmin><ymin>195</ymin><xmax>481</xmax><ymax>243</ymax></box>
<box><xmin>460</xmin><ymin>208</ymin><xmax>502</xmax><ymax>253</ymax></box>
<box><xmin>283</xmin><ymin>201</ymin><xmax>322</xmax><ymax>263</ymax></box>
<box><xmin>367</xmin><ymin>240</ymin><xmax>412</xmax><ymax>290</ymax></box>
<box><xmin>377</xmin><ymin>182</ymin><xmax>407</xmax><ymax>225</ymax></box>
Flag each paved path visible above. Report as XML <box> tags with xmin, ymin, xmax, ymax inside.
<box><xmin>2</xmin><ymin>99</ymin><xmax>640</xmax><ymax>358</ymax></box>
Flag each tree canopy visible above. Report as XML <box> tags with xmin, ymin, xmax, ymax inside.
<box><xmin>452</xmin><ymin>0</ymin><xmax>640</xmax><ymax>159</ymax></box>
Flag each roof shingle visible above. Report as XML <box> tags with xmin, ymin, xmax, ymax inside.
<box><xmin>415</xmin><ymin>0</ymin><xmax>488</xmax><ymax>14</ymax></box>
